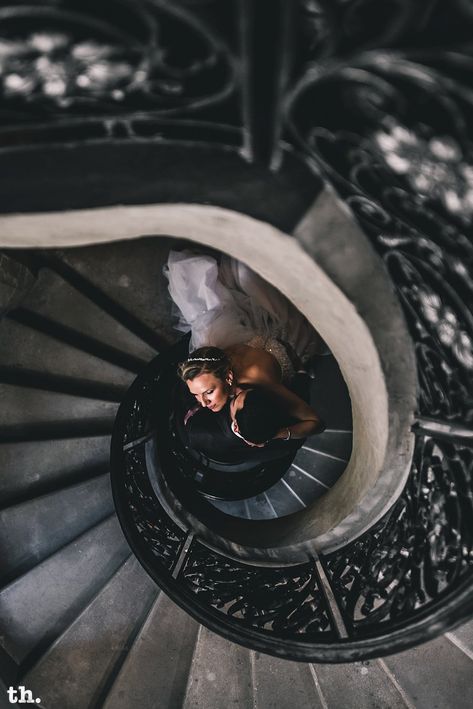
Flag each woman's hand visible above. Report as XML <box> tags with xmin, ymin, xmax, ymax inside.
<box><xmin>273</xmin><ymin>427</ymin><xmax>291</xmax><ymax>441</ymax></box>
<box><xmin>273</xmin><ymin>418</ymin><xmax>323</xmax><ymax>441</ymax></box>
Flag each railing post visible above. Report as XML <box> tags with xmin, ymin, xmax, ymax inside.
<box><xmin>239</xmin><ymin>0</ymin><xmax>294</xmax><ymax>169</ymax></box>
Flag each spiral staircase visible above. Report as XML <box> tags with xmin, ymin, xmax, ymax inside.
<box><xmin>0</xmin><ymin>239</ymin><xmax>471</xmax><ymax>709</ymax></box>
<box><xmin>1</xmin><ymin>0</ymin><xmax>473</xmax><ymax>707</ymax></box>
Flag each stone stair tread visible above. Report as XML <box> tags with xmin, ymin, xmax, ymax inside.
<box><xmin>0</xmin><ymin>384</ymin><xmax>118</xmax><ymax>429</ymax></box>
<box><xmin>292</xmin><ymin>449</ymin><xmax>347</xmax><ymax>489</ymax></box>
<box><xmin>265</xmin><ymin>478</ymin><xmax>305</xmax><ymax>516</ymax></box>
<box><xmin>183</xmin><ymin>625</ymin><xmax>253</xmax><ymax>709</ymax></box>
<box><xmin>0</xmin><ymin>474</ymin><xmax>114</xmax><ymax>586</ymax></box>
<box><xmin>299</xmin><ymin>431</ymin><xmax>352</xmax><ymax>463</ymax></box>
<box><xmin>0</xmin><ymin>436</ymin><xmax>110</xmax><ymax>505</ymax></box>
<box><xmin>284</xmin><ymin>464</ymin><xmax>328</xmax><ymax>504</ymax></box>
<box><xmin>0</xmin><ymin>515</ymin><xmax>129</xmax><ymax>664</ymax></box>
<box><xmin>244</xmin><ymin>492</ymin><xmax>278</xmax><ymax>519</ymax></box>
<box><xmin>447</xmin><ymin>617</ymin><xmax>473</xmax><ymax>657</ymax></box>
<box><xmin>210</xmin><ymin>498</ymin><xmax>251</xmax><ymax>518</ymax></box>
<box><xmin>104</xmin><ymin>592</ymin><xmax>200</xmax><ymax>709</ymax></box>
<box><xmin>24</xmin><ymin>556</ymin><xmax>158</xmax><ymax>709</ymax></box>
<box><xmin>56</xmin><ymin>238</ymin><xmax>177</xmax><ymax>346</ymax></box>
<box><xmin>383</xmin><ymin>633</ymin><xmax>473</xmax><ymax>709</ymax></box>
<box><xmin>0</xmin><ymin>318</ymin><xmax>135</xmax><ymax>389</ymax></box>
<box><xmin>23</xmin><ymin>267</ymin><xmax>157</xmax><ymax>363</ymax></box>
<box><xmin>253</xmin><ymin>651</ymin><xmax>325</xmax><ymax>709</ymax></box>
<box><xmin>313</xmin><ymin>659</ymin><xmax>408</xmax><ymax>708</ymax></box>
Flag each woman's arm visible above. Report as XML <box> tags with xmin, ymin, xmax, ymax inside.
<box><xmin>263</xmin><ymin>381</ymin><xmax>324</xmax><ymax>440</ymax></box>
<box><xmin>239</xmin><ymin>353</ymin><xmax>324</xmax><ymax>440</ymax></box>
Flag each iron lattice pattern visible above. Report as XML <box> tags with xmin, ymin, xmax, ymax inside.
<box><xmin>180</xmin><ymin>543</ymin><xmax>333</xmax><ymax>637</ymax></box>
<box><xmin>289</xmin><ymin>43</ymin><xmax>473</xmax><ymax>630</ymax></box>
<box><xmin>113</xmin><ymin>368</ymin><xmax>188</xmax><ymax>572</ymax></box>
<box><xmin>0</xmin><ymin>2</ymin><xmax>235</xmax><ymax>117</ymax></box>
<box><xmin>122</xmin><ymin>445</ymin><xmax>185</xmax><ymax>570</ymax></box>
<box><xmin>324</xmin><ymin>437</ymin><xmax>473</xmax><ymax>632</ymax></box>
<box><xmin>0</xmin><ymin>0</ymin><xmax>240</xmax><ymax>150</ymax></box>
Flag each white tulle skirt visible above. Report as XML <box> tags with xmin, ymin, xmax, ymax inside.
<box><xmin>165</xmin><ymin>250</ymin><xmax>322</xmax><ymax>379</ymax></box>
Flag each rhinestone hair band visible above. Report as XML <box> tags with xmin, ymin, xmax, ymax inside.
<box><xmin>186</xmin><ymin>356</ymin><xmax>223</xmax><ymax>362</ymax></box>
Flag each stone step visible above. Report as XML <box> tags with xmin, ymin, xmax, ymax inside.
<box><xmin>22</xmin><ymin>266</ymin><xmax>157</xmax><ymax>364</ymax></box>
<box><xmin>303</xmin><ymin>429</ymin><xmax>353</xmax><ymax>461</ymax></box>
<box><xmin>383</xmin><ymin>634</ymin><xmax>473</xmax><ymax>709</ymax></box>
<box><xmin>212</xmin><ymin>493</ymin><xmax>278</xmax><ymax>520</ymax></box>
<box><xmin>183</xmin><ymin>625</ymin><xmax>253</xmax><ymax>709</ymax></box>
<box><xmin>0</xmin><ymin>317</ymin><xmax>136</xmax><ymax>389</ymax></box>
<box><xmin>0</xmin><ymin>384</ymin><xmax>118</xmax><ymax>429</ymax></box>
<box><xmin>0</xmin><ymin>436</ymin><xmax>111</xmax><ymax>507</ymax></box>
<box><xmin>447</xmin><ymin>618</ymin><xmax>473</xmax><ymax>659</ymax></box>
<box><xmin>252</xmin><ymin>651</ymin><xmax>324</xmax><ymax>709</ymax></box>
<box><xmin>284</xmin><ymin>463</ymin><xmax>329</xmax><ymax>504</ymax></box>
<box><xmin>210</xmin><ymin>498</ymin><xmax>251</xmax><ymax>518</ymax></box>
<box><xmin>0</xmin><ymin>515</ymin><xmax>129</xmax><ymax>665</ymax></box>
<box><xmin>104</xmin><ymin>592</ymin><xmax>200</xmax><ymax>709</ymax></box>
<box><xmin>23</xmin><ymin>556</ymin><xmax>158</xmax><ymax>709</ymax></box>
<box><xmin>294</xmin><ymin>446</ymin><xmax>349</xmax><ymax>487</ymax></box>
<box><xmin>56</xmin><ymin>237</ymin><xmax>177</xmax><ymax>347</ymax></box>
<box><xmin>245</xmin><ymin>492</ymin><xmax>278</xmax><ymax>519</ymax></box>
<box><xmin>0</xmin><ymin>474</ymin><xmax>114</xmax><ymax>586</ymax></box>
<box><xmin>265</xmin><ymin>478</ymin><xmax>305</xmax><ymax>516</ymax></box>
<box><xmin>312</xmin><ymin>659</ymin><xmax>408</xmax><ymax>708</ymax></box>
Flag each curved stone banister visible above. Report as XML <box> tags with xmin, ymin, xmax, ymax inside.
<box><xmin>0</xmin><ymin>200</ymin><xmax>414</xmax><ymax>554</ymax></box>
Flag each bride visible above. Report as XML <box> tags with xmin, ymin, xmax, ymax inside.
<box><xmin>166</xmin><ymin>250</ymin><xmax>324</xmax><ymax>450</ymax></box>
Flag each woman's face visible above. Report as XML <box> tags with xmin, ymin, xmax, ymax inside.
<box><xmin>186</xmin><ymin>372</ymin><xmax>230</xmax><ymax>412</ymax></box>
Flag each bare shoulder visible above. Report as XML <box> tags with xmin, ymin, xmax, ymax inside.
<box><xmin>227</xmin><ymin>345</ymin><xmax>281</xmax><ymax>384</ymax></box>
<box><xmin>225</xmin><ymin>343</ymin><xmax>248</xmax><ymax>359</ymax></box>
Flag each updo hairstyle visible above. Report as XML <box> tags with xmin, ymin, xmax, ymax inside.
<box><xmin>178</xmin><ymin>346</ymin><xmax>231</xmax><ymax>383</ymax></box>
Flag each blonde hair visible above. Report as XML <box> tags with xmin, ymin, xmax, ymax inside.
<box><xmin>178</xmin><ymin>346</ymin><xmax>231</xmax><ymax>383</ymax></box>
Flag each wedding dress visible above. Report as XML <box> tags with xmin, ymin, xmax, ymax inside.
<box><xmin>165</xmin><ymin>250</ymin><xmax>322</xmax><ymax>380</ymax></box>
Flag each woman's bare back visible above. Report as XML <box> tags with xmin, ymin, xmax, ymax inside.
<box><xmin>225</xmin><ymin>344</ymin><xmax>282</xmax><ymax>385</ymax></box>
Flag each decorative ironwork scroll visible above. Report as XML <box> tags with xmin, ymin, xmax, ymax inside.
<box><xmin>297</xmin><ymin>0</ymin><xmax>428</xmax><ymax>61</ymax></box>
<box><xmin>288</xmin><ymin>41</ymin><xmax>473</xmax><ymax>633</ymax></box>
<box><xmin>121</xmin><ymin>376</ymin><xmax>158</xmax><ymax>445</ymax></box>
<box><xmin>288</xmin><ymin>49</ymin><xmax>473</xmax><ymax>423</ymax></box>
<box><xmin>123</xmin><ymin>444</ymin><xmax>185</xmax><ymax>569</ymax></box>
<box><xmin>0</xmin><ymin>0</ymin><xmax>236</xmax><ymax>141</ymax></box>
<box><xmin>181</xmin><ymin>543</ymin><xmax>333</xmax><ymax>636</ymax></box>
<box><xmin>296</xmin><ymin>1</ymin><xmax>473</xmax><ymax>65</ymax></box>
<box><xmin>112</xmin><ymin>364</ymin><xmax>187</xmax><ymax>572</ymax></box>
<box><xmin>324</xmin><ymin>435</ymin><xmax>473</xmax><ymax>632</ymax></box>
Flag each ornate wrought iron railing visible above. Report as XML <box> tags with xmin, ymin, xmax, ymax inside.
<box><xmin>1</xmin><ymin>0</ymin><xmax>473</xmax><ymax>662</ymax></box>
<box><xmin>110</xmin><ymin>309</ymin><xmax>473</xmax><ymax>661</ymax></box>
